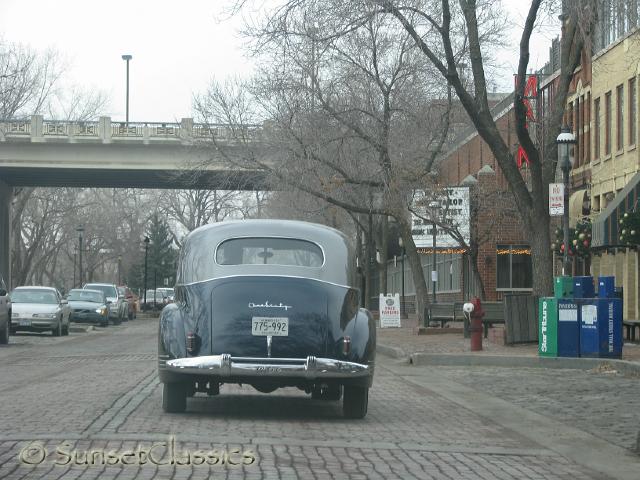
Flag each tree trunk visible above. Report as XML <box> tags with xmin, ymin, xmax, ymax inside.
<box><xmin>528</xmin><ymin>210</ymin><xmax>554</xmax><ymax>297</ymax></box>
<box><xmin>397</xmin><ymin>216</ymin><xmax>429</xmax><ymax>325</ymax></box>
<box><xmin>378</xmin><ymin>216</ymin><xmax>388</xmax><ymax>295</ymax></box>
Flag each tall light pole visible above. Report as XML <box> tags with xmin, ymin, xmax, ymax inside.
<box><xmin>122</xmin><ymin>54</ymin><xmax>132</xmax><ymax>125</ymax></box>
<box><xmin>76</xmin><ymin>225</ymin><xmax>84</xmax><ymax>287</ymax></box>
<box><xmin>143</xmin><ymin>237</ymin><xmax>150</xmax><ymax>308</ymax></box>
<box><xmin>429</xmin><ymin>201</ymin><xmax>439</xmax><ymax>304</ymax></box>
<box><xmin>557</xmin><ymin>126</ymin><xmax>576</xmax><ymax>276</ymax></box>
<box><xmin>73</xmin><ymin>247</ymin><xmax>77</xmax><ymax>288</ymax></box>
<box><xmin>117</xmin><ymin>255</ymin><xmax>122</xmax><ymax>285</ymax></box>
<box><xmin>399</xmin><ymin>237</ymin><xmax>406</xmax><ymax>319</ymax></box>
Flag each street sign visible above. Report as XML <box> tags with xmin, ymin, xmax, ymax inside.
<box><xmin>549</xmin><ymin>183</ymin><xmax>564</xmax><ymax>216</ymax></box>
<box><xmin>379</xmin><ymin>294</ymin><xmax>401</xmax><ymax>328</ymax></box>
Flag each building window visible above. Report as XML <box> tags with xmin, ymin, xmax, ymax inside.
<box><xmin>605</xmin><ymin>91</ymin><xmax>612</xmax><ymax>155</ymax></box>
<box><xmin>630</xmin><ymin>77</ymin><xmax>637</xmax><ymax>146</ymax></box>
<box><xmin>617</xmin><ymin>84</ymin><xmax>624</xmax><ymax>151</ymax></box>
<box><xmin>594</xmin><ymin>97</ymin><xmax>601</xmax><ymax>159</ymax></box>
<box><xmin>496</xmin><ymin>245</ymin><xmax>532</xmax><ymax>290</ymax></box>
<box><xmin>586</xmin><ymin>92</ymin><xmax>591</xmax><ymax>162</ymax></box>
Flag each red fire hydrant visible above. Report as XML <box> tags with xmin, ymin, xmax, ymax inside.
<box><xmin>467</xmin><ymin>297</ymin><xmax>484</xmax><ymax>351</ymax></box>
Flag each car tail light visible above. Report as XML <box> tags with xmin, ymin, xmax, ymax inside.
<box><xmin>342</xmin><ymin>336</ymin><xmax>351</xmax><ymax>355</ymax></box>
<box><xmin>186</xmin><ymin>332</ymin><xmax>201</xmax><ymax>356</ymax></box>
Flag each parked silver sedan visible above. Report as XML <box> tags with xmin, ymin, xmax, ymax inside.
<box><xmin>10</xmin><ymin>286</ymin><xmax>71</xmax><ymax>336</ymax></box>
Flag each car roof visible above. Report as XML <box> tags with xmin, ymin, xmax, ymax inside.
<box><xmin>14</xmin><ymin>286</ymin><xmax>57</xmax><ymax>291</ymax></box>
<box><xmin>71</xmin><ymin>288</ymin><xmax>104</xmax><ymax>294</ymax></box>
<box><xmin>85</xmin><ymin>283</ymin><xmax>115</xmax><ymax>286</ymax></box>
<box><xmin>177</xmin><ymin>219</ymin><xmax>357</xmax><ymax>287</ymax></box>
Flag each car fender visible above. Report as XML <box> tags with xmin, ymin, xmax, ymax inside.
<box><xmin>159</xmin><ymin>303</ymin><xmax>187</xmax><ymax>359</ymax></box>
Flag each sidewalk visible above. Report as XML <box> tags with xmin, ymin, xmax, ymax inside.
<box><xmin>376</xmin><ymin>316</ymin><xmax>640</xmax><ymax>367</ymax></box>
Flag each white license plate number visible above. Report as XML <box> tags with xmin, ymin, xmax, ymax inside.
<box><xmin>19</xmin><ymin>319</ymin><xmax>31</xmax><ymax>326</ymax></box>
<box><xmin>252</xmin><ymin>317</ymin><xmax>288</xmax><ymax>336</ymax></box>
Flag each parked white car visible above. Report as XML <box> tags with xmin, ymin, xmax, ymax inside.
<box><xmin>10</xmin><ymin>286</ymin><xmax>71</xmax><ymax>336</ymax></box>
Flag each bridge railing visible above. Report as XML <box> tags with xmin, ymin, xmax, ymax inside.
<box><xmin>0</xmin><ymin>116</ymin><xmax>262</xmax><ymax>144</ymax></box>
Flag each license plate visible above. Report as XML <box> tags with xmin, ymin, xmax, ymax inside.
<box><xmin>251</xmin><ymin>317</ymin><xmax>288</xmax><ymax>336</ymax></box>
<box><xmin>19</xmin><ymin>319</ymin><xmax>31</xmax><ymax>326</ymax></box>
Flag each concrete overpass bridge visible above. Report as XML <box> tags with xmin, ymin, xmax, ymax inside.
<box><xmin>0</xmin><ymin>115</ymin><xmax>270</xmax><ymax>287</ymax></box>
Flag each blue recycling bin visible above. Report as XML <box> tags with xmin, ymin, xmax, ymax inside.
<box><xmin>580</xmin><ymin>298</ymin><xmax>622</xmax><ymax>358</ymax></box>
<box><xmin>573</xmin><ymin>276</ymin><xmax>595</xmax><ymax>298</ymax></box>
<box><xmin>598</xmin><ymin>276</ymin><xmax>616</xmax><ymax>298</ymax></box>
<box><xmin>557</xmin><ymin>299</ymin><xmax>580</xmax><ymax>357</ymax></box>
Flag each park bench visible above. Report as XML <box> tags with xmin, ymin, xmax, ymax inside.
<box><xmin>623</xmin><ymin>319</ymin><xmax>640</xmax><ymax>342</ymax></box>
<box><xmin>426</xmin><ymin>302</ymin><xmax>455</xmax><ymax>328</ymax></box>
<box><xmin>481</xmin><ymin>301</ymin><xmax>505</xmax><ymax>338</ymax></box>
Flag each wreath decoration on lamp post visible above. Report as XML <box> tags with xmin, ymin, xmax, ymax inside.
<box><xmin>551</xmin><ymin>219</ymin><xmax>592</xmax><ymax>258</ymax></box>
<box><xmin>618</xmin><ymin>211</ymin><xmax>640</xmax><ymax>245</ymax></box>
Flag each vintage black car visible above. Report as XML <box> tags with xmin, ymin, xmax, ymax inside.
<box><xmin>158</xmin><ymin>220</ymin><xmax>376</xmax><ymax>418</ymax></box>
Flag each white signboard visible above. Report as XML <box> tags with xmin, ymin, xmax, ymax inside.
<box><xmin>379</xmin><ymin>294</ymin><xmax>401</xmax><ymax>328</ymax></box>
<box><xmin>549</xmin><ymin>183</ymin><xmax>564</xmax><ymax>216</ymax></box>
<box><xmin>411</xmin><ymin>187</ymin><xmax>470</xmax><ymax>248</ymax></box>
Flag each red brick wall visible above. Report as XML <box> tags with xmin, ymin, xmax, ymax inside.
<box><xmin>438</xmin><ymin>107</ymin><xmax>531</xmax><ymax>302</ymax></box>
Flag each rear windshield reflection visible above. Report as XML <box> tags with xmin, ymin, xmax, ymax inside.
<box><xmin>216</xmin><ymin>238</ymin><xmax>323</xmax><ymax>267</ymax></box>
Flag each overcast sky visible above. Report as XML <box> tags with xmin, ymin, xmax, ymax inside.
<box><xmin>0</xmin><ymin>0</ymin><xmax>557</xmax><ymax>123</ymax></box>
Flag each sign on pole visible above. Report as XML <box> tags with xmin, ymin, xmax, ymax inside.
<box><xmin>379</xmin><ymin>294</ymin><xmax>401</xmax><ymax>328</ymax></box>
<box><xmin>549</xmin><ymin>183</ymin><xmax>564</xmax><ymax>216</ymax></box>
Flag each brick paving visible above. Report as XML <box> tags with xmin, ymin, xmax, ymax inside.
<box><xmin>0</xmin><ymin>316</ymin><xmax>632</xmax><ymax>479</ymax></box>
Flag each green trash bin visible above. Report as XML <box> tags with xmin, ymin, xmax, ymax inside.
<box><xmin>554</xmin><ymin>276</ymin><xmax>573</xmax><ymax>299</ymax></box>
<box><xmin>539</xmin><ymin>297</ymin><xmax>558</xmax><ymax>357</ymax></box>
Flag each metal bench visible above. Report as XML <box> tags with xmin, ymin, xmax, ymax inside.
<box><xmin>623</xmin><ymin>319</ymin><xmax>640</xmax><ymax>342</ymax></box>
<box><xmin>481</xmin><ymin>302</ymin><xmax>505</xmax><ymax>338</ymax></box>
<box><xmin>427</xmin><ymin>303</ymin><xmax>455</xmax><ymax>328</ymax></box>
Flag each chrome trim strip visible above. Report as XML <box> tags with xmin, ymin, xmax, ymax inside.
<box><xmin>180</xmin><ymin>274</ymin><xmax>352</xmax><ymax>290</ymax></box>
<box><xmin>166</xmin><ymin>355</ymin><xmax>369</xmax><ymax>379</ymax></box>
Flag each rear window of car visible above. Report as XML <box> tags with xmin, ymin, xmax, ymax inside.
<box><xmin>216</xmin><ymin>237</ymin><xmax>323</xmax><ymax>267</ymax></box>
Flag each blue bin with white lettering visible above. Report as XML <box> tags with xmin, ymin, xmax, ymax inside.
<box><xmin>597</xmin><ymin>276</ymin><xmax>616</xmax><ymax>298</ymax></box>
<box><xmin>579</xmin><ymin>298</ymin><xmax>622</xmax><ymax>358</ymax></box>
<box><xmin>573</xmin><ymin>276</ymin><xmax>595</xmax><ymax>299</ymax></box>
<box><xmin>557</xmin><ymin>299</ymin><xmax>580</xmax><ymax>357</ymax></box>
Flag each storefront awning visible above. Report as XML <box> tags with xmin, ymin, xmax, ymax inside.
<box><xmin>592</xmin><ymin>172</ymin><xmax>640</xmax><ymax>247</ymax></box>
<box><xmin>569</xmin><ymin>189</ymin><xmax>589</xmax><ymax>227</ymax></box>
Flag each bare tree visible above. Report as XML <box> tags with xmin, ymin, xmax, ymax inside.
<box><xmin>195</xmin><ymin>11</ymin><xmax>452</xmax><ymax>315</ymax></box>
<box><xmin>232</xmin><ymin>0</ymin><xmax>597</xmax><ymax>297</ymax></box>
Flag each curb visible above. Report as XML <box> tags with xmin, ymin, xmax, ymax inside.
<box><xmin>69</xmin><ymin>324</ymin><xmax>95</xmax><ymax>333</ymax></box>
<box><xmin>375</xmin><ymin>344</ymin><xmax>407</xmax><ymax>359</ymax></box>
<box><xmin>408</xmin><ymin>352</ymin><xmax>640</xmax><ymax>375</ymax></box>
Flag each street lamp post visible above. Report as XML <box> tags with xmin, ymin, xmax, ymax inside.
<box><xmin>122</xmin><ymin>54</ymin><xmax>132</xmax><ymax>125</ymax></box>
<box><xmin>117</xmin><ymin>255</ymin><xmax>122</xmax><ymax>285</ymax></box>
<box><xmin>143</xmin><ymin>237</ymin><xmax>150</xmax><ymax>308</ymax></box>
<box><xmin>76</xmin><ymin>225</ymin><xmax>84</xmax><ymax>287</ymax></box>
<box><xmin>73</xmin><ymin>248</ymin><xmax>77</xmax><ymax>288</ymax></box>
<box><xmin>429</xmin><ymin>201</ymin><xmax>439</xmax><ymax>304</ymax></box>
<box><xmin>557</xmin><ymin>126</ymin><xmax>576</xmax><ymax>276</ymax></box>
<box><xmin>399</xmin><ymin>237</ymin><xmax>406</xmax><ymax>319</ymax></box>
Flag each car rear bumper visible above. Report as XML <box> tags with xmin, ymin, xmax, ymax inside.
<box><xmin>164</xmin><ymin>355</ymin><xmax>370</xmax><ymax>379</ymax></box>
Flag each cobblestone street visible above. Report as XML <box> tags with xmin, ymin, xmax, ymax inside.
<box><xmin>0</xmin><ymin>317</ymin><xmax>638</xmax><ymax>479</ymax></box>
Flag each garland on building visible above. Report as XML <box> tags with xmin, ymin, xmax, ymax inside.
<box><xmin>618</xmin><ymin>211</ymin><xmax>640</xmax><ymax>245</ymax></box>
<box><xmin>551</xmin><ymin>219</ymin><xmax>592</xmax><ymax>258</ymax></box>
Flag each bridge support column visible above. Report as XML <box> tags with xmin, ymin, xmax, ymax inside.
<box><xmin>0</xmin><ymin>179</ymin><xmax>11</xmax><ymax>289</ymax></box>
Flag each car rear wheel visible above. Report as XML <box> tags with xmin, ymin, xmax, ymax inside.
<box><xmin>343</xmin><ymin>386</ymin><xmax>368</xmax><ymax>419</ymax></box>
<box><xmin>62</xmin><ymin>322</ymin><xmax>69</xmax><ymax>336</ymax></box>
<box><xmin>162</xmin><ymin>383</ymin><xmax>187</xmax><ymax>413</ymax></box>
<box><xmin>0</xmin><ymin>318</ymin><xmax>8</xmax><ymax>344</ymax></box>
